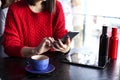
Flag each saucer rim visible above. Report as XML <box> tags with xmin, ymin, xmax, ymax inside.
<box><xmin>25</xmin><ymin>64</ymin><xmax>55</xmax><ymax>74</ymax></box>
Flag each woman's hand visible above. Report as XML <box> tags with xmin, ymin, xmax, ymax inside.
<box><xmin>34</xmin><ymin>37</ymin><xmax>55</xmax><ymax>55</ymax></box>
<box><xmin>53</xmin><ymin>37</ymin><xmax>71</xmax><ymax>54</ymax></box>
<box><xmin>21</xmin><ymin>37</ymin><xmax>55</xmax><ymax>57</ymax></box>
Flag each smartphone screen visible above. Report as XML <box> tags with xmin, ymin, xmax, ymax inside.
<box><xmin>61</xmin><ymin>31</ymin><xmax>79</xmax><ymax>43</ymax></box>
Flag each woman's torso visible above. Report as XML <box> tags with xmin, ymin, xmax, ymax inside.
<box><xmin>11</xmin><ymin>0</ymin><xmax>54</xmax><ymax>47</ymax></box>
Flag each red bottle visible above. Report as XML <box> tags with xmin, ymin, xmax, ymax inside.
<box><xmin>108</xmin><ymin>27</ymin><xmax>119</xmax><ymax>59</ymax></box>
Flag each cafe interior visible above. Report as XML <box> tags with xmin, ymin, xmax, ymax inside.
<box><xmin>0</xmin><ymin>0</ymin><xmax>120</xmax><ymax>80</ymax></box>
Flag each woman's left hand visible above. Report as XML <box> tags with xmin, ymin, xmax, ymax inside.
<box><xmin>52</xmin><ymin>37</ymin><xmax>71</xmax><ymax>54</ymax></box>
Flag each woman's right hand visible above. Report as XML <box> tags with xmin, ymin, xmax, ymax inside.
<box><xmin>21</xmin><ymin>37</ymin><xmax>55</xmax><ymax>57</ymax></box>
<box><xmin>34</xmin><ymin>37</ymin><xmax>55</xmax><ymax>55</ymax></box>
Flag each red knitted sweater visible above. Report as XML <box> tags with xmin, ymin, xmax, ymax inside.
<box><xmin>3</xmin><ymin>0</ymin><xmax>68</xmax><ymax>57</ymax></box>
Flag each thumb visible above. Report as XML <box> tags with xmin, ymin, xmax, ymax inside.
<box><xmin>66</xmin><ymin>37</ymin><xmax>71</xmax><ymax>46</ymax></box>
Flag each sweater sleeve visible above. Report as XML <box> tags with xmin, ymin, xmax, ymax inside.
<box><xmin>53</xmin><ymin>1</ymin><xmax>68</xmax><ymax>40</ymax></box>
<box><xmin>2</xmin><ymin>5</ymin><xmax>24</xmax><ymax>57</ymax></box>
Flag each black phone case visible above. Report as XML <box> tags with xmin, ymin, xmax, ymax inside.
<box><xmin>61</xmin><ymin>31</ymin><xmax>79</xmax><ymax>43</ymax></box>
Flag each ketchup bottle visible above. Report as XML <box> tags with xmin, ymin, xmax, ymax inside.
<box><xmin>108</xmin><ymin>27</ymin><xmax>119</xmax><ymax>60</ymax></box>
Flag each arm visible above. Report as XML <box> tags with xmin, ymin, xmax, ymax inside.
<box><xmin>2</xmin><ymin>5</ymin><xmax>24</xmax><ymax>57</ymax></box>
<box><xmin>0</xmin><ymin>8</ymin><xmax>8</xmax><ymax>37</ymax></box>
<box><xmin>21</xmin><ymin>37</ymin><xmax>55</xmax><ymax>58</ymax></box>
<box><xmin>52</xmin><ymin>1</ymin><xmax>68</xmax><ymax>39</ymax></box>
<box><xmin>52</xmin><ymin>1</ymin><xmax>71</xmax><ymax>54</ymax></box>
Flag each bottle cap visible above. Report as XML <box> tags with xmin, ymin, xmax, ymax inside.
<box><xmin>102</xmin><ymin>26</ymin><xmax>107</xmax><ymax>34</ymax></box>
<box><xmin>112</xmin><ymin>27</ymin><xmax>118</xmax><ymax>36</ymax></box>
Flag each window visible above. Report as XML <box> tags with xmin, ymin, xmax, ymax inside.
<box><xmin>59</xmin><ymin>0</ymin><xmax>120</xmax><ymax>59</ymax></box>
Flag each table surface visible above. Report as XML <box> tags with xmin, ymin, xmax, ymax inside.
<box><xmin>0</xmin><ymin>52</ymin><xmax>119</xmax><ymax>80</ymax></box>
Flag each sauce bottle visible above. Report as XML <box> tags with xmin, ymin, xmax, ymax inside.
<box><xmin>108</xmin><ymin>27</ymin><xmax>119</xmax><ymax>60</ymax></box>
<box><xmin>98</xmin><ymin>26</ymin><xmax>109</xmax><ymax>66</ymax></box>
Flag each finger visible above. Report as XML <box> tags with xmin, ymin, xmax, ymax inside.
<box><xmin>46</xmin><ymin>40</ymin><xmax>51</xmax><ymax>47</ymax></box>
<box><xmin>47</xmin><ymin>37</ymin><xmax>56</xmax><ymax>47</ymax></box>
<box><xmin>41</xmin><ymin>38</ymin><xmax>47</xmax><ymax>45</ymax></box>
<box><xmin>58</xmin><ymin>38</ymin><xmax>70</xmax><ymax>49</ymax></box>
<box><xmin>42</xmin><ymin>38</ymin><xmax>51</xmax><ymax>47</ymax></box>
<box><xmin>57</xmin><ymin>39</ymin><xmax>65</xmax><ymax>48</ymax></box>
<box><xmin>47</xmin><ymin>37</ymin><xmax>55</xmax><ymax>43</ymax></box>
<box><xmin>52</xmin><ymin>46</ymin><xmax>61</xmax><ymax>52</ymax></box>
<box><xmin>54</xmin><ymin>41</ymin><xmax>62</xmax><ymax>49</ymax></box>
<box><xmin>66</xmin><ymin>37</ymin><xmax>71</xmax><ymax>46</ymax></box>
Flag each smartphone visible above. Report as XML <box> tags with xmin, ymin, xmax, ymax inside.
<box><xmin>61</xmin><ymin>31</ymin><xmax>79</xmax><ymax>43</ymax></box>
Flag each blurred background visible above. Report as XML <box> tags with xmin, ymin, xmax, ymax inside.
<box><xmin>59</xmin><ymin>0</ymin><xmax>120</xmax><ymax>60</ymax></box>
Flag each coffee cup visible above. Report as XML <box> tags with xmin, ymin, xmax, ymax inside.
<box><xmin>30</xmin><ymin>55</ymin><xmax>49</xmax><ymax>71</ymax></box>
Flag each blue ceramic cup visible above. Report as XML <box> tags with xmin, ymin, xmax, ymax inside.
<box><xmin>30</xmin><ymin>55</ymin><xmax>49</xmax><ymax>71</ymax></box>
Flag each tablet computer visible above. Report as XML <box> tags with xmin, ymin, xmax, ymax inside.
<box><xmin>61</xmin><ymin>48</ymin><xmax>109</xmax><ymax>69</ymax></box>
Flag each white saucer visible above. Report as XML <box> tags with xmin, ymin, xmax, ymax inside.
<box><xmin>25</xmin><ymin>64</ymin><xmax>55</xmax><ymax>74</ymax></box>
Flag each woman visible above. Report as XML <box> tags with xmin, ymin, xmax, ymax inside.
<box><xmin>3</xmin><ymin>0</ymin><xmax>71</xmax><ymax>58</ymax></box>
